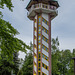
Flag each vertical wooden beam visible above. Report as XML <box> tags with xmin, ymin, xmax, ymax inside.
<box><xmin>48</xmin><ymin>14</ymin><xmax>51</xmax><ymax>75</ymax></box>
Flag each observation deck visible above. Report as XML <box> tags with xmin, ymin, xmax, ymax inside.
<box><xmin>27</xmin><ymin>3</ymin><xmax>58</xmax><ymax>20</ymax></box>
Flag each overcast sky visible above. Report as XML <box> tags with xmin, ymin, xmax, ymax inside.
<box><xmin>1</xmin><ymin>0</ymin><xmax>75</xmax><ymax>59</ymax></box>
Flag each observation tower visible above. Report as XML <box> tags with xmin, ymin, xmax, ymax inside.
<box><xmin>26</xmin><ymin>0</ymin><xmax>59</xmax><ymax>75</ymax></box>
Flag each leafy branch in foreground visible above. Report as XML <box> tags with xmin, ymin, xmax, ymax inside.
<box><xmin>0</xmin><ymin>0</ymin><xmax>13</xmax><ymax>11</ymax></box>
<box><xmin>0</xmin><ymin>1</ymin><xmax>30</xmax><ymax>75</ymax></box>
<box><xmin>0</xmin><ymin>18</ymin><xmax>30</xmax><ymax>60</ymax></box>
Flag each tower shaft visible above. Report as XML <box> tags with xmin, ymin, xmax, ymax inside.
<box><xmin>33</xmin><ymin>13</ymin><xmax>51</xmax><ymax>75</ymax></box>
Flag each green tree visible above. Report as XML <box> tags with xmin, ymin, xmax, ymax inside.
<box><xmin>0</xmin><ymin>0</ymin><xmax>29</xmax><ymax>60</ymax></box>
<box><xmin>0</xmin><ymin>51</ymin><xmax>20</xmax><ymax>75</ymax></box>
<box><xmin>17</xmin><ymin>69</ymin><xmax>23</xmax><ymax>75</ymax></box>
<box><xmin>0</xmin><ymin>0</ymin><xmax>30</xmax><ymax>75</ymax></box>
<box><xmin>22</xmin><ymin>42</ymin><xmax>33</xmax><ymax>75</ymax></box>
<box><xmin>13</xmin><ymin>51</ymin><xmax>20</xmax><ymax>75</ymax></box>
<box><xmin>0</xmin><ymin>53</ymin><xmax>14</xmax><ymax>75</ymax></box>
<box><xmin>51</xmin><ymin>37</ymin><xmax>60</xmax><ymax>75</ymax></box>
<box><xmin>68</xmin><ymin>49</ymin><xmax>75</xmax><ymax>75</ymax></box>
<box><xmin>58</xmin><ymin>50</ymin><xmax>72</xmax><ymax>75</ymax></box>
<box><xmin>51</xmin><ymin>37</ymin><xmax>73</xmax><ymax>75</ymax></box>
<box><xmin>22</xmin><ymin>52</ymin><xmax>33</xmax><ymax>75</ymax></box>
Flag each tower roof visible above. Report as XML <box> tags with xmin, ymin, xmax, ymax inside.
<box><xmin>26</xmin><ymin>0</ymin><xmax>59</xmax><ymax>10</ymax></box>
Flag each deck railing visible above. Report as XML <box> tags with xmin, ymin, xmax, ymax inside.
<box><xmin>33</xmin><ymin>3</ymin><xmax>57</xmax><ymax>10</ymax></box>
<box><xmin>27</xmin><ymin>3</ymin><xmax>57</xmax><ymax>17</ymax></box>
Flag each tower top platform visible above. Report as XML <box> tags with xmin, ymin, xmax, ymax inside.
<box><xmin>26</xmin><ymin>0</ymin><xmax>59</xmax><ymax>10</ymax></box>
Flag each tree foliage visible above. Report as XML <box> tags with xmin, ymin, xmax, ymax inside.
<box><xmin>0</xmin><ymin>0</ymin><xmax>29</xmax><ymax>60</ymax></box>
<box><xmin>0</xmin><ymin>18</ymin><xmax>29</xmax><ymax>59</ymax></box>
<box><xmin>0</xmin><ymin>53</ymin><xmax>14</xmax><ymax>75</ymax></box>
<box><xmin>0</xmin><ymin>51</ymin><xmax>20</xmax><ymax>75</ymax></box>
<box><xmin>13</xmin><ymin>51</ymin><xmax>20</xmax><ymax>75</ymax></box>
<box><xmin>0</xmin><ymin>0</ymin><xmax>30</xmax><ymax>75</ymax></box>
<box><xmin>22</xmin><ymin>52</ymin><xmax>33</xmax><ymax>75</ymax></box>
<box><xmin>51</xmin><ymin>37</ymin><xmax>60</xmax><ymax>75</ymax></box>
<box><xmin>0</xmin><ymin>0</ymin><xmax>13</xmax><ymax>9</ymax></box>
<box><xmin>17</xmin><ymin>69</ymin><xmax>23</xmax><ymax>75</ymax></box>
<box><xmin>22</xmin><ymin>42</ymin><xmax>33</xmax><ymax>75</ymax></box>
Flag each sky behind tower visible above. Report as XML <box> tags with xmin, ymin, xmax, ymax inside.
<box><xmin>1</xmin><ymin>0</ymin><xmax>75</xmax><ymax>59</ymax></box>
